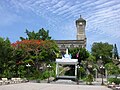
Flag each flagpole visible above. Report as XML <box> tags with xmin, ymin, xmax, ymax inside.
<box><xmin>76</xmin><ymin>50</ymin><xmax>80</xmax><ymax>58</ymax></box>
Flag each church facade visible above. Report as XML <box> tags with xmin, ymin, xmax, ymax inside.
<box><xmin>55</xmin><ymin>15</ymin><xmax>87</xmax><ymax>51</ymax></box>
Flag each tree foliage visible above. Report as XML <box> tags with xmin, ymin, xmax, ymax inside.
<box><xmin>12</xmin><ymin>40</ymin><xmax>59</xmax><ymax>71</ymax></box>
<box><xmin>105</xmin><ymin>63</ymin><xmax>120</xmax><ymax>78</ymax></box>
<box><xmin>91</xmin><ymin>42</ymin><xmax>113</xmax><ymax>64</ymax></box>
<box><xmin>15</xmin><ymin>28</ymin><xmax>59</xmax><ymax>79</ymax></box>
<box><xmin>20</xmin><ymin>28</ymin><xmax>51</xmax><ymax>40</ymax></box>
<box><xmin>113</xmin><ymin>44</ymin><xmax>119</xmax><ymax>59</ymax></box>
<box><xmin>0</xmin><ymin>37</ymin><xmax>15</xmax><ymax>77</ymax></box>
<box><xmin>69</xmin><ymin>47</ymin><xmax>89</xmax><ymax>64</ymax></box>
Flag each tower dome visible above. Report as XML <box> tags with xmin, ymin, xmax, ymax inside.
<box><xmin>76</xmin><ymin>15</ymin><xmax>86</xmax><ymax>25</ymax></box>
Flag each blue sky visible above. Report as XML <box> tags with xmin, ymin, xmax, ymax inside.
<box><xmin>0</xmin><ymin>0</ymin><xmax>120</xmax><ymax>53</ymax></box>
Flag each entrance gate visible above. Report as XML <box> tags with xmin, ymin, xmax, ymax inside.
<box><xmin>56</xmin><ymin>58</ymin><xmax>78</xmax><ymax>80</ymax></box>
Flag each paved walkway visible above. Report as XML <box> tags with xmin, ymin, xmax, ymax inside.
<box><xmin>0</xmin><ymin>83</ymin><xmax>111</xmax><ymax>90</ymax></box>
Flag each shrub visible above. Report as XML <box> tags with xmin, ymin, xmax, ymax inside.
<box><xmin>108</xmin><ymin>78</ymin><xmax>120</xmax><ymax>85</ymax></box>
<box><xmin>85</xmin><ymin>74</ymin><xmax>93</xmax><ymax>85</ymax></box>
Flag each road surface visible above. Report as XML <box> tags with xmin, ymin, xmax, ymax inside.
<box><xmin>0</xmin><ymin>82</ymin><xmax>111</xmax><ymax>90</ymax></box>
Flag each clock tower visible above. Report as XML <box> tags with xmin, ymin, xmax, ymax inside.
<box><xmin>76</xmin><ymin>15</ymin><xmax>86</xmax><ymax>40</ymax></box>
<box><xmin>55</xmin><ymin>15</ymin><xmax>87</xmax><ymax>52</ymax></box>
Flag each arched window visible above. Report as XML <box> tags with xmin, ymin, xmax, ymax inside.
<box><xmin>70</xmin><ymin>44</ymin><xmax>74</xmax><ymax>48</ymax></box>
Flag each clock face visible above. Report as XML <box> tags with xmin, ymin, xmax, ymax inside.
<box><xmin>79</xmin><ymin>22</ymin><xmax>83</xmax><ymax>25</ymax></box>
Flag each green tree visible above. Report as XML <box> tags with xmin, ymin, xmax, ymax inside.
<box><xmin>12</xmin><ymin>40</ymin><xmax>59</xmax><ymax>79</ymax></box>
<box><xmin>68</xmin><ymin>47</ymin><xmax>90</xmax><ymax>77</ymax></box>
<box><xmin>12</xmin><ymin>48</ymin><xmax>27</xmax><ymax>77</ymax></box>
<box><xmin>13</xmin><ymin>28</ymin><xmax>59</xmax><ymax>79</ymax></box>
<box><xmin>85</xmin><ymin>54</ymin><xmax>96</xmax><ymax>74</ymax></box>
<box><xmin>0</xmin><ymin>37</ymin><xmax>15</xmax><ymax>78</ymax></box>
<box><xmin>20</xmin><ymin>28</ymin><xmax>51</xmax><ymax>40</ymax></box>
<box><xmin>69</xmin><ymin>47</ymin><xmax>89</xmax><ymax>64</ymax></box>
<box><xmin>91</xmin><ymin>42</ymin><xmax>113</xmax><ymax>64</ymax></box>
<box><xmin>40</xmin><ymin>40</ymin><xmax>59</xmax><ymax>62</ymax></box>
<box><xmin>105</xmin><ymin>63</ymin><xmax>120</xmax><ymax>78</ymax></box>
<box><xmin>113</xmin><ymin>44</ymin><xmax>119</xmax><ymax>59</ymax></box>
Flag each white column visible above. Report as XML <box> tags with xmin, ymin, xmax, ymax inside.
<box><xmin>95</xmin><ymin>69</ymin><xmax>97</xmax><ymax>80</ymax></box>
<box><xmin>57</xmin><ymin>64</ymin><xmax>59</xmax><ymax>77</ymax></box>
<box><xmin>75</xmin><ymin>64</ymin><xmax>77</xmax><ymax>78</ymax></box>
<box><xmin>105</xmin><ymin>69</ymin><xmax>108</xmax><ymax>81</ymax></box>
<box><xmin>93</xmin><ymin>68</ymin><xmax>97</xmax><ymax>81</ymax></box>
<box><xmin>56</xmin><ymin>63</ymin><xmax>58</xmax><ymax>77</ymax></box>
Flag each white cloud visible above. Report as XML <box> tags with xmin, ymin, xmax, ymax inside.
<box><xmin>0</xmin><ymin>3</ymin><xmax>21</xmax><ymax>26</ymax></box>
<box><xmin>52</xmin><ymin>2</ymin><xmax>69</xmax><ymax>14</ymax></box>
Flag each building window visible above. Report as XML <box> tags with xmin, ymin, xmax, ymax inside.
<box><xmin>79</xmin><ymin>45</ymin><xmax>82</xmax><ymax>48</ymax></box>
<box><xmin>61</xmin><ymin>45</ymin><xmax>65</xmax><ymax>48</ymax></box>
<box><xmin>70</xmin><ymin>44</ymin><xmax>74</xmax><ymax>48</ymax></box>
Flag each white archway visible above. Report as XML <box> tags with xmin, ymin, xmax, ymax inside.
<box><xmin>56</xmin><ymin>58</ymin><xmax>78</xmax><ymax>80</ymax></box>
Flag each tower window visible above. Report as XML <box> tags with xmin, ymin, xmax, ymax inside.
<box><xmin>70</xmin><ymin>44</ymin><xmax>74</xmax><ymax>48</ymax></box>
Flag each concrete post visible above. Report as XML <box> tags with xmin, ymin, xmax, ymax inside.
<box><xmin>56</xmin><ymin>63</ymin><xmax>58</xmax><ymax>77</ymax></box>
<box><xmin>105</xmin><ymin>69</ymin><xmax>108</xmax><ymax>81</ymax></box>
<box><xmin>95</xmin><ymin>69</ymin><xmax>97</xmax><ymax>81</ymax></box>
<box><xmin>75</xmin><ymin>64</ymin><xmax>77</xmax><ymax>78</ymax></box>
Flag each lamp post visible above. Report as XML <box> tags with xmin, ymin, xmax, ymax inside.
<box><xmin>26</xmin><ymin>63</ymin><xmax>31</xmax><ymax>78</ymax></box>
<box><xmin>47</xmin><ymin>64</ymin><xmax>51</xmax><ymax>83</ymax></box>
<box><xmin>100</xmin><ymin>65</ymin><xmax>105</xmax><ymax>85</ymax></box>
